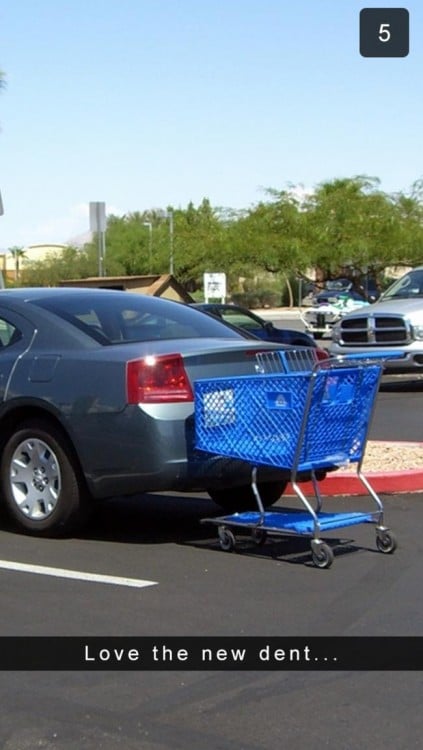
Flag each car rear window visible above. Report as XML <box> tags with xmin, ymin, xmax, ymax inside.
<box><xmin>33</xmin><ymin>293</ymin><xmax>245</xmax><ymax>344</ymax></box>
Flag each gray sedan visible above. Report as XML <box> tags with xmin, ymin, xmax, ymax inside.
<box><xmin>0</xmin><ymin>287</ymin><xmax>304</xmax><ymax>536</ymax></box>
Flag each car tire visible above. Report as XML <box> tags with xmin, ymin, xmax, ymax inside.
<box><xmin>0</xmin><ymin>418</ymin><xmax>87</xmax><ymax>537</ymax></box>
<box><xmin>207</xmin><ymin>480</ymin><xmax>287</xmax><ymax>513</ymax></box>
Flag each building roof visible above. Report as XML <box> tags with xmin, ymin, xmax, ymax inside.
<box><xmin>59</xmin><ymin>274</ymin><xmax>194</xmax><ymax>302</ymax></box>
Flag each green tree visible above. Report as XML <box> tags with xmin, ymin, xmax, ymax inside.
<box><xmin>14</xmin><ymin>176</ymin><xmax>423</xmax><ymax>299</ymax></box>
<box><xmin>83</xmin><ymin>210</ymin><xmax>172</xmax><ymax>277</ymax></box>
<box><xmin>81</xmin><ymin>200</ymin><xmax>234</xmax><ymax>291</ymax></box>
<box><xmin>301</xmin><ymin>176</ymin><xmax>405</xmax><ymax>284</ymax></box>
<box><xmin>21</xmin><ymin>246</ymin><xmax>96</xmax><ymax>287</ymax></box>
<box><xmin>99</xmin><ymin>212</ymin><xmax>153</xmax><ymax>275</ymax></box>
<box><xmin>173</xmin><ymin>199</ymin><xmax>232</xmax><ymax>288</ymax></box>
<box><xmin>391</xmin><ymin>181</ymin><xmax>423</xmax><ymax>267</ymax></box>
<box><xmin>229</xmin><ymin>190</ymin><xmax>310</xmax><ymax>275</ymax></box>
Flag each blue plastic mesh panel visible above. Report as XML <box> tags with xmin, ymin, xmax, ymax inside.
<box><xmin>194</xmin><ymin>364</ymin><xmax>381</xmax><ymax>471</ymax></box>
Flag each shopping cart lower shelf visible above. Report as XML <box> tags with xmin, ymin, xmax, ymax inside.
<box><xmin>194</xmin><ymin>353</ymin><xmax>397</xmax><ymax>569</ymax></box>
<box><xmin>200</xmin><ymin>501</ymin><xmax>397</xmax><ymax>569</ymax></box>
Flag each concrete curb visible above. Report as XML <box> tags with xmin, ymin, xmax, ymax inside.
<box><xmin>286</xmin><ymin>469</ymin><xmax>423</xmax><ymax>496</ymax></box>
<box><xmin>285</xmin><ymin>441</ymin><xmax>423</xmax><ymax>496</ymax></box>
<box><xmin>254</xmin><ymin>307</ymin><xmax>302</xmax><ymax>320</ymax></box>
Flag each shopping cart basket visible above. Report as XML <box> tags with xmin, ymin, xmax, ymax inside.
<box><xmin>195</xmin><ymin>355</ymin><xmax>397</xmax><ymax>568</ymax></box>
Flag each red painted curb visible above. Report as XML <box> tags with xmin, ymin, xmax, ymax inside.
<box><xmin>285</xmin><ymin>441</ymin><xmax>423</xmax><ymax>496</ymax></box>
<box><xmin>286</xmin><ymin>469</ymin><xmax>423</xmax><ymax>496</ymax></box>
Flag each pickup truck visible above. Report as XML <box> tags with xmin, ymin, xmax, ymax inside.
<box><xmin>329</xmin><ymin>266</ymin><xmax>423</xmax><ymax>374</ymax></box>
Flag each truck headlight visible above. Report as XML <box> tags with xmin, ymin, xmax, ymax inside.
<box><xmin>412</xmin><ymin>324</ymin><xmax>423</xmax><ymax>340</ymax></box>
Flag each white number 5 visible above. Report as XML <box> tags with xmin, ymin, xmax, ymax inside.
<box><xmin>379</xmin><ymin>23</ymin><xmax>391</xmax><ymax>42</ymax></box>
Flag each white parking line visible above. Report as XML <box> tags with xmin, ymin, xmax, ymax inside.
<box><xmin>0</xmin><ymin>560</ymin><xmax>158</xmax><ymax>588</ymax></box>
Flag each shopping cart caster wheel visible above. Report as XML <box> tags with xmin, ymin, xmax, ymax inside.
<box><xmin>251</xmin><ymin>528</ymin><xmax>267</xmax><ymax>545</ymax></box>
<box><xmin>218</xmin><ymin>527</ymin><xmax>236</xmax><ymax>552</ymax></box>
<box><xmin>376</xmin><ymin>530</ymin><xmax>397</xmax><ymax>554</ymax></box>
<box><xmin>311</xmin><ymin>542</ymin><xmax>334</xmax><ymax>569</ymax></box>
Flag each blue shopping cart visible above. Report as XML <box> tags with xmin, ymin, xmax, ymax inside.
<box><xmin>194</xmin><ymin>353</ymin><xmax>397</xmax><ymax>568</ymax></box>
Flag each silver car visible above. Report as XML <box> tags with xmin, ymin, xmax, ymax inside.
<box><xmin>0</xmin><ymin>287</ymin><xmax>303</xmax><ymax>536</ymax></box>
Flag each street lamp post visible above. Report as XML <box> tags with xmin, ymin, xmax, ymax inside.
<box><xmin>143</xmin><ymin>222</ymin><xmax>153</xmax><ymax>273</ymax></box>
<box><xmin>167</xmin><ymin>210</ymin><xmax>174</xmax><ymax>275</ymax></box>
<box><xmin>89</xmin><ymin>202</ymin><xmax>106</xmax><ymax>277</ymax></box>
<box><xmin>158</xmin><ymin>209</ymin><xmax>174</xmax><ymax>275</ymax></box>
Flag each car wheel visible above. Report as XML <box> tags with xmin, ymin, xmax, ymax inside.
<box><xmin>0</xmin><ymin>418</ymin><xmax>87</xmax><ymax>537</ymax></box>
<box><xmin>207</xmin><ymin>480</ymin><xmax>287</xmax><ymax>513</ymax></box>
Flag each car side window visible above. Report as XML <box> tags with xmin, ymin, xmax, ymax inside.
<box><xmin>221</xmin><ymin>310</ymin><xmax>261</xmax><ymax>331</ymax></box>
<box><xmin>120</xmin><ymin>311</ymin><xmax>199</xmax><ymax>341</ymax></box>
<box><xmin>0</xmin><ymin>318</ymin><xmax>22</xmax><ymax>348</ymax></box>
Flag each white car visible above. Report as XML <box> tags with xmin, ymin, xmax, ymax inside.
<box><xmin>302</xmin><ymin>295</ymin><xmax>369</xmax><ymax>339</ymax></box>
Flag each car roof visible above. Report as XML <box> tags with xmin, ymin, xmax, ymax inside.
<box><xmin>0</xmin><ymin>287</ymin><xmax>130</xmax><ymax>300</ymax></box>
<box><xmin>0</xmin><ymin>287</ymin><xmax>191</xmax><ymax>310</ymax></box>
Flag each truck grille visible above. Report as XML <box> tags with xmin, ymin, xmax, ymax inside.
<box><xmin>339</xmin><ymin>315</ymin><xmax>410</xmax><ymax>345</ymax></box>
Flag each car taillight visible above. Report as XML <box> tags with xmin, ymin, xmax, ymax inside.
<box><xmin>126</xmin><ymin>354</ymin><xmax>194</xmax><ymax>403</ymax></box>
<box><xmin>315</xmin><ymin>347</ymin><xmax>330</xmax><ymax>361</ymax></box>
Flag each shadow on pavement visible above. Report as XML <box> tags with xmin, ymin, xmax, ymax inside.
<box><xmin>188</xmin><ymin>526</ymin><xmax>372</xmax><ymax>567</ymax></box>
<box><xmin>78</xmin><ymin>491</ymin><xmax>223</xmax><ymax>545</ymax></box>
<box><xmin>380</xmin><ymin>376</ymin><xmax>423</xmax><ymax>393</ymax></box>
<box><xmin>0</xmin><ymin>491</ymin><xmax>406</xmax><ymax>566</ymax></box>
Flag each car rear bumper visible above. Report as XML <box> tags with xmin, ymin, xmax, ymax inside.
<box><xmin>66</xmin><ymin>403</ymin><xmax>291</xmax><ymax>499</ymax></box>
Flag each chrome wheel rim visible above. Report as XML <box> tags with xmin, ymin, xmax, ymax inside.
<box><xmin>9</xmin><ymin>438</ymin><xmax>61</xmax><ymax>520</ymax></box>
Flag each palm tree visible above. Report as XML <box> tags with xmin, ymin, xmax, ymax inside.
<box><xmin>9</xmin><ymin>246</ymin><xmax>26</xmax><ymax>282</ymax></box>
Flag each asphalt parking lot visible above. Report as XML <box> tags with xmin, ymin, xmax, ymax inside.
<box><xmin>0</xmin><ymin>328</ymin><xmax>421</xmax><ymax>749</ymax></box>
<box><xmin>0</xmin><ymin>488</ymin><xmax>422</xmax><ymax>749</ymax></box>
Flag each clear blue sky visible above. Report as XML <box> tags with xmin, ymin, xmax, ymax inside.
<box><xmin>0</xmin><ymin>0</ymin><xmax>421</xmax><ymax>250</ymax></box>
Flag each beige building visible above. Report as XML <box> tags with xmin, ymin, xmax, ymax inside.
<box><xmin>1</xmin><ymin>244</ymin><xmax>66</xmax><ymax>282</ymax></box>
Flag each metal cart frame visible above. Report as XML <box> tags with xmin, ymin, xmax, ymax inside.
<box><xmin>194</xmin><ymin>355</ymin><xmax>397</xmax><ymax>568</ymax></box>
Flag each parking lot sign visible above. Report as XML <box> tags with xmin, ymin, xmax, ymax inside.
<box><xmin>204</xmin><ymin>273</ymin><xmax>226</xmax><ymax>303</ymax></box>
